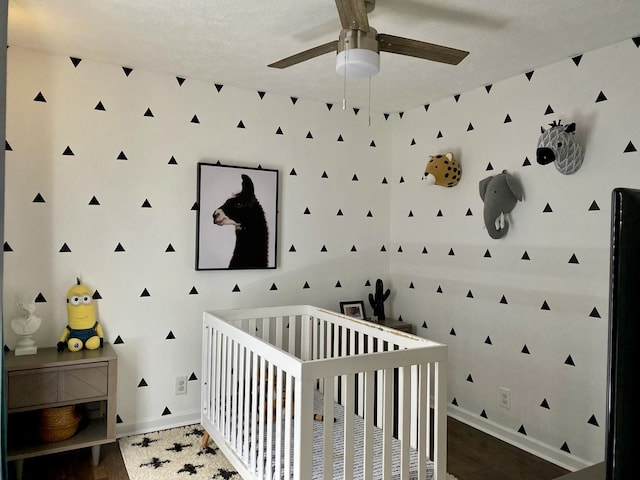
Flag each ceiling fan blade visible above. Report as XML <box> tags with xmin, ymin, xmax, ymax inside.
<box><xmin>268</xmin><ymin>40</ymin><xmax>338</xmax><ymax>69</ymax></box>
<box><xmin>335</xmin><ymin>0</ymin><xmax>370</xmax><ymax>32</ymax></box>
<box><xmin>377</xmin><ymin>33</ymin><xmax>469</xmax><ymax>65</ymax></box>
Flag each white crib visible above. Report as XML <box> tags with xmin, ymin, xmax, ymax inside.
<box><xmin>201</xmin><ymin>305</ymin><xmax>448</xmax><ymax>479</ymax></box>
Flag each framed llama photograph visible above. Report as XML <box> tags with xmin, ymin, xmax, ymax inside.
<box><xmin>196</xmin><ymin>163</ymin><xmax>278</xmax><ymax>270</ymax></box>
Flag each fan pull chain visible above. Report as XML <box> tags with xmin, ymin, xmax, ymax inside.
<box><xmin>342</xmin><ymin>41</ymin><xmax>349</xmax><ymax>110</ymax></box>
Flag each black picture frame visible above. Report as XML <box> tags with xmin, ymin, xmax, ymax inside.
<box><xmin>196</xmin><ymin>163</ymin><xmax>278</xmax><ymax>270</ymax></box>
<box><xmin>339</xmin><ymin>301</ymin><xmax>366</xmax><ymax>320</ymax></box>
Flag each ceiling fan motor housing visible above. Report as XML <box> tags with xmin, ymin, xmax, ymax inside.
<box><xmin>336</xmin><ymin>28</ymin><xmax>380</xmax><ymax>78</ymax></box>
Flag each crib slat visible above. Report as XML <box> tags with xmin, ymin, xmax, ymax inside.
<box><xmin>266</xmin><ymin>362</ymin><xmax>275</xmax><ymax>480</ymax></box>
<box><xmin>275</xmin><ymin>316</ymin><xmax>284</xmax><ymax>350</ymax></box>
<box><xmin>426</xmin><ymin>362</ymin><xmax>432</xmax><ymax>461</ymax></box>
<box><xmin>382</xmin><ymin>368</ymin><xmax>393</xmax><ymax>479</ymax></box>
<box><xmin>343</xmin><ymin>373</ymin><xmax>355</xmax><ymax>480</ymax></box>
<box><xmin>258</xmin><ymin>356</ymin><xmax>267</xmax><ymax>479</ymax></box>
<box><xmin>400</xmin><ymin>365</ymin><xmax>411</xmax><ymax>478</ymax></box>
<box><xmin>231</xmin><ymin>341</ymin><xmax>239</xmax><ymax>448</ymax></box>
<box><xmin>262</xmin><ymin>316</ymin><xmax>271</xmax><ymax>343</ymax></box>
<box><xmin>220</xmin><ymin>335</ymin><xmax>228</xmax><ymax>432</ymax></box>
<box><xmin>201</xmin><ymin>326</ymin><xmax>211</xmax><ymax>421</ymax></box>
<box><xmin>242</xmin><ymin>348</ymin><xmax>251</xmax><ymax>461</ymax></box>
<box><xmin>213</xmin><ymin>330</ymin><xmax>221</xmax><ymax>428</ymax></box>
<box><xmin>333</xmin><ymin>325</ymin><xmax>340</xmax><ymax>402</ymax></box>
<box><xmin>356</xmin><ymin>332</ymin><xmax>364</xmax><ymax>416</ymax></box>
<box><xmin>301</xmin><ymin>314</ymin><xmax>311</xmax><ymax>361</ymax></box>
<box><xmin>284</xmin><ymin>373</ymin><xmax>293</xmax><ymax>480</ymax></box>
<box><xmin>363</xmin><ymin>370</ymin><xmax>374</xmax><ymax>480</ymax></box>
<box><xmin>417</xmin><ymin>363</ymin><xmax>428</xmax><ymax>480</ymax></box>
<box><xmin>294</xmin><ymin>377</ymin><xmax>314</xmax><ymax>479</ymax></box>
<box><xmin>323</xmin><ymin>378</ymin><xmax>334</xmax><ymax>479</ymax></box>
<box><xmin>434</xmin><ymin>360</ymin><xmax>448</xmax><ymax>480</ymax></box>
<box><xmin>249</xmin><ymin>353</ymin><xmax>259</xmax><ymax>471</ymax></box>
<box><xmin>410</xmin><ymin>364</ymin><xmax>418</xmax><ymax>448</ymax></box>
<box><xmin>225</xmin><ymin>338</ymin><xmax>233</xmax><ymax>438</ymax></box>
<box><xmin>288</xmin><ymin>315</ymin><xmax>297</xmax><ymax>356</ymax></box>
<box><xmin>274</xmin><ymin>367</ymin><xmax>283</xmax><ymax>479</ymax></box>
<box><xmin>341</xmin><ymin>326</ymin><xmax>349</xmax><ymax>406</ymax></box>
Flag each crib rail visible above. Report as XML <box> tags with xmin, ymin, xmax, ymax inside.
<box><xmin>202</xmin><ymin>305</ymin><xmax>447</xmax><ymax>480</ymax></box>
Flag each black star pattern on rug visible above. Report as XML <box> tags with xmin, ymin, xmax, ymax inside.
<box><xmin>185</xmin><ymin>426</ymin><xmax>205</xmax><ymax>438</ymax></box>
<box><xmin>140</xmin><ymin>457</ymin><xmax>171</xmax><ymax>469</ymax></box>
<box><xmin>213</xmin><ymin>468</ymin><xmax>238</xmax><ymax>479</ymax></box>
<box><xmin>133</xmin><ymin>436</ymin><xmax>158</xmax><ymax>448</ymax></box>
<box><xmin>166</xmin><ymin>441</ymin><xmax>192</xmax><ymax>453</ymax></box>
<box><xmin>177</xmin><ymin>463</ymin><xmax>205</xmax><ymax>475</ymax></box>
<box><xmin>197</xmin><ymin>445</ymin><xmax>220</xmax><ymax>456</ymax></box>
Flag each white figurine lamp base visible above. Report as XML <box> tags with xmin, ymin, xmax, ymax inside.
<box><xmin>11</xmin><ymin>300</ymin><xmax>42</xmax><ymax>356</ymax></box>
<box><xmin>15</xmin><ymin>335</ymin><xmax>37</xmax><ymax>356</ymax></box>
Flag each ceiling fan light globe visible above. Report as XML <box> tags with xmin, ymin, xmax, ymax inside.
<box><xmin>336</xmin><ymin>48</ymin><xmax>380</xmax><ymax>78</ymax></box>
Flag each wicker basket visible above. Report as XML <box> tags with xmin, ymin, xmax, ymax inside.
<box><xmin>39</xmin><ymin>406</ymin><xmax>81</xmax><ymax>442</ymax></box>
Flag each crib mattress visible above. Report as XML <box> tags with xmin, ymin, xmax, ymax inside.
<box><xmin>257</xmin><ymin>389</ymin><xmax>432</xmax><ymax>479</ymax></box>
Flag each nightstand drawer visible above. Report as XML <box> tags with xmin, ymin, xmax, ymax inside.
<box><xmin>7</xmin><ymin>362</ymin><xmax>109</xmax><ymax>410</ymax></box>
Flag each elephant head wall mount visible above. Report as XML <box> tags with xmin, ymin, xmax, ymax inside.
<box><xmin>479</xmin><ymin>170</ymin><xmax>524</xmax><ymax>239</ymax></box>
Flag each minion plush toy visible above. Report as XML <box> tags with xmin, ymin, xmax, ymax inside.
<box><xmin>57</xmin><ymin>278</ymin><xmax>104</xmax><ymax>352</ymax></box>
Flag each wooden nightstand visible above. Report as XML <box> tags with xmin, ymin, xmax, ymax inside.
<box><xmin>374</xmin><ymin>318</ymin><xmax>413</xmax><ymax>334</ymax></box>
<box><xmin>4</xmin><ymin>343</ymin><xmax>117</xmax><ymax>480</ymax></box>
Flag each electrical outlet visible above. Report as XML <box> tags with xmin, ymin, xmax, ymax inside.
<box><xmin>499</xmin><ymin>387</ymin><xmax>511</xmax><ymax>409</ymax></box>
<box><xmin>175</xmin><ymin>375</ymin><xmax>187</xmax><ymax>395</ymax></box>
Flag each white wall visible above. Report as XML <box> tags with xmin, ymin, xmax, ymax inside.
<box><xmin>4</xmin><ymin>37</ymin><xmax>639</xmax><ymax>470</ymax></box>
<box><xmin>3</xmin><ymin>46</ymin><xmax>391</xmax><ymax>435</ymax></box>
<box><xmin>389</xmin><ymin>38</ymin><xmax>640</xmax><ymax>469</ymax></box>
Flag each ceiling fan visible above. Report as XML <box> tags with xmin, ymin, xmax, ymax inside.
<box><xmin>268</xmin><ymin>0</ymin><xmax>469</xmax><ymax>78</ymax></box>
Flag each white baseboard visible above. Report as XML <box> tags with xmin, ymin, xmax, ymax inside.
<box><xmin>116</xmin><ymin>410</ymin><xmax>200</xmax><ymax>439</ymax></box>
<box><xmin>448</xmin><ymin>404</ymin><xmax>591</xmax><ymax>472</ymax></box>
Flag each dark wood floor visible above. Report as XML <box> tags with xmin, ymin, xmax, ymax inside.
<box><xmin>10</xmin><ymin>417</ymin><xmax>570</xmax><ymax>480</ymax></box>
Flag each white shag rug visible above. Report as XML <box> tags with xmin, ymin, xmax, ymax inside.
<box><xmin>119</xmin><ymin>424</ymin><xmax>240</xmax><ymax>479</ymax></box>
<box><xmin>119</xmin><ymin>424</ymin><xmax>458</xmax><ymax>479</ymax></box>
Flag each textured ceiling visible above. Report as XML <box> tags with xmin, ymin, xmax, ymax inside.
<box><xmin>7</xmin><ymin>0</ymin><xmax>640</xmax><ymax>113</ymax></box>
